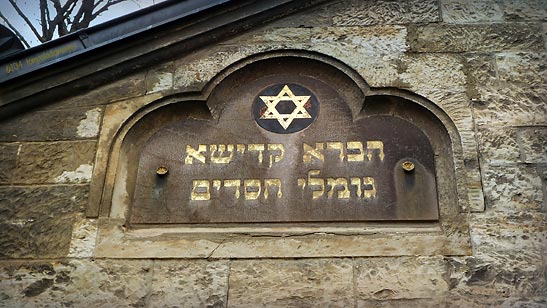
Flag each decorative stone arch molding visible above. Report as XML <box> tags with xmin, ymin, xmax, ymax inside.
<box><xmin>88</xmin><ymin>50</ymin><xmax>476</xmax><ymax>258</ymax></box>
<box><xmin>172</xmin><ymin>49</ymin><xmax>485</xmax><ymax>212</ymax></box>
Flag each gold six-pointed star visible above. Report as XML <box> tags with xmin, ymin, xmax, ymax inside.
<box><xmin>259</xmin><ymin>85</ymin><xmax>312</xmax><ymax>130</ymax></box>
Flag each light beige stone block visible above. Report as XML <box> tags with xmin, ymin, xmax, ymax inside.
<box><xmin>331</xmin><ymin>0</ymin><xmax>440</xmax><ymax>26</ymax></box>
<box><xmin>476</xmin><ymin>127</ymin><xmax>521</xmax><ymax>165</ymax></box>
<box><xmin>516</xmin><ymin>127</ymin><xmax>547</xmax><ymax>163</ymax></box>
<box><xmin>474</xmin><ymin>85</ymin><xmax>547</xmax><ymax>127</ymax></box>
<box><xmin>502</xmin><ymin>0</ymin><xmax>547</xmax><ymax>21</ymax></box>
<box><xmin>398</xmin><ymin>54</ymin><xmax>467</xmax><ymax>93</ymax></box>
<box><xmin>149</xmin><ymin>260</ymin><xmax>229</xmax><ymax>308</ymax></box>
<box><xmin>0</xmin><ymin>260</ymin><xmax>151</xmax><ymax>307</ymax></box>
<box><xmin>481</xmin><ymin>163</ymin><xmax>543</xmax><ymax>212</ymax></box>
<box><xmin>355</xmin><ymin>257</ymin><xmax>449</xmax><ymax>301</ymax></box>
<box><xmin>496</xmin><ymin>52</ymin><xmax>547</xmax><ymax>86</ymax></box>
<box><xmin>441</xmin><ymin>1</ymin><xmax>504</xmax><ymax>23</ymax></box>
<box><xmin>310</xmin><ymin>26</ymin><xmax>408</xmax><ymax>56</ymax></box>
<box><xmin>228</xmin><ymin>259</ymin><xmax>353</xmax><ymax>307</ymax></box>
<box><xmin>409</xmin><ymin>23</ymin><xmax>544</xmax><ymax>53</ymax></box>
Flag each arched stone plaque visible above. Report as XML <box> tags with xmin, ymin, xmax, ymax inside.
<box><xmin>130</xmin><ymin>60</ymin><xmax>439</xmax><ymax>224</ymax></box>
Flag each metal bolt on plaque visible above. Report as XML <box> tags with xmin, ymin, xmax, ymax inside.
<box><xmin>156</xmin><ymin>165</ymin><xmax>169</xmax><ymax>176</ymax></box>
<box><xmin>402</xmin><ymin>161</ymin><xmax>415</xmax><ymax>172</ymax></box>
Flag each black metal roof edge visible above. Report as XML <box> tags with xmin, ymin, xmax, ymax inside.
<box><xmin>0</xmin><ymin>0</ymin><xmax>230</xmax><ymax>62</ymax></box>
<box><xmin>0</xmin><ymin>0</ymin><xmax>329</xmax><ymax>120</ymax></box>
<box><xmin>0</xmin><ymin>0</ymin><xmax>233</xmax><ymax>83</ymax></box>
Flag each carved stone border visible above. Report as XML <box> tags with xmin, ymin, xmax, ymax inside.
<box><xmin>88</xmin><ymin>50</ymin><xmax>474</xmax><ymax>258</ymax></box>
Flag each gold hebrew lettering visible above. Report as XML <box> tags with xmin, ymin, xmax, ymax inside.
<box><xmin>224</xmin><ymin>179</ymin><xmax>241</xmax><ymax>199</ymax></box>
<box><xmin>185</xmin><ymin>145</ymin><xmax>207</xmax><ymax>164</ymax></box>
<box><xmin>267</xmin><ymin>144</ymin><xmax>285</xmax><ymax>168</ymax></box>
<box><xmin>244</xmin><ymin>179</ymin><xmax>261</xmax><ymax>200</ymax></box>
<box><xmin>210</xmin><ymin>144</ymin><xmax>234</xmax><ymax>164</ymax></box>
<box><xmin>350</xmin><ymin>177</ymin><xmax>362</xmax><ymax>198</ymax></box>
<box><xmin>297</xmin><ymin>178</ymin><xmax>306</xmax><ymax>189</ymax></box>
<box><xmin>248</xmin><ymin>144</ymin><xmax>265</xmax><ymax>164</ymax></box>
<box><xmin>326</xmin><ymin>178</ymin><xmax>350</xmax><ymax>199</ymax></box>
<box><xmin>363</xmin><ymin>177</ymin><xmax>377</xmax><ymax>200</ymax></box>
<box><xmin>366</xmin><ymin>141</ymin><xmax>385</xmax><ymax>161</ymax></box>
<box><xmin>264</xmin><ymin>179</ymin><xmax>282</xmax><ymax>199</ymax></box>
<box><xmin>303</xmin><ymin>143</ymin><xmax>324</xmax><ymax>163</ymax></box>
<box><xmin>346</xmin><ymin>141</ymin><xmax>365</xmax><ymax>162</ymax></box>
<box><xmin>212</xmin><ymin>180</ymin><xmax>222</xmax><ymax>190</ymax></box>
<box><xmin>326</xmin><ymin>142</ymin><xmax>345</xmax><ymax>161</ymax></box>
<box><xmin>191</xmin><ymin>180</ymin><xmax>210</xmax><ymax>200</ymax></box>
<box><xmin>307</xmin><ymin>170</ymin><xmax>324</xmax><ymax>199</ymax></box>
<box><xmin>236</xmin><ymin>144</ymin><xmax>246</xmax><ymax>154</ymax></box>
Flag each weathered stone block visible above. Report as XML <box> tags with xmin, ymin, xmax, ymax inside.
<box><xmin>355</xmin><ymin>257</ymin><xmax>449</xmax><ymax>302</ymax></box>
<box><xmin>271</xmin><ymin>4</ymin><xmax>332</xmax><ymax>27</ymax></box>
<box><xmin>539</xmin><ymin>165</ymin><xmax>547</xmax><ymax>212</ymax></box>
<box><xmin>14</xmin><ymin>141</ymin><xmax>96</xmax><ymax>184</ymax></box>
<box><xmin>0</xmin><ymin>143</ymin><xmax>18</xmax><ymax>184</ymax></box>
<box><xmin>174</xmin><ymin>46</ymin><xmax>249</xmax><ymax>91</ymax></box>
<box><xmin>148</xmin><ymin>260</ymin><xmax>229</xmax><ymax>308</ymax></box>
<box><xmin>471</xmin><ymin>212</ymin><xmax>546</xmax><ymax>263</ymax></box>
<box><xmin>356</xmin><ymin>296</ymin><xmax>547</xmax><ymax>308</ymax></box>
<box><xmin>0</xmin><ymin>260</ymin><xmax>151</xmax><ymax>307</ymax></box>
<box><xmin>67</xmin><ymin>218</ymin><xmax>98</xmax><ymax>258</ymax></box>
<box><xmin>354</xmin><ymin>55</ymin><xmax>400</xmax><ymax>87</ymax></box>
<box><xmin>310</xmin><ymin>26</ymin><xmax>408</xmax><ymax>55</ymax></box>
<box><xmin>502</xmin><ymin>0</ymin><xmax>547</xmax><ymax>21</ymax></box>
<box><xmin>41</xmin><ymin>72</ymin><xmax>146</xmax><ymax>110</ymax></box>
<box><xmin>411</xmin><ymin>90</ymin><xmax>474</xmax><ymax>132</ymax></box>
<box><xmin>463</xmin><ymin>54</ymin><xmax>498</xmax><ymax>100</ymax></box>
<box><xmin>331</xmin><ymin>0</ymin><xmax>440</xmax><ymax>26</ymax></box>
<box><xmin>408</xmin><ymin>23</ymin><xmax>544</xmax><ymax>53</ymax></box>
<box><xmin>145</xmin><ymin>68</ymin><xmax>173</xmax><ymax>94</ymax></box>
<box><xmin>0</xmin><ymin>107</ymin><xmax>103</xmax><ymax>142</ymax></box>
<box><xmin>481</xmin><ymin>163</ymin><xmax>543</xmax><ymax>212</ymax></box>
<box><xmin>474</xmin><ymin>85</ymin><xmax>547</xmax><ymax>127</ymax></box>
<box><xmin>441</xmin><ymin>1</ymin><xmax>504</xmax><ymax>23</ymax></box>
<box><xmin>496</xmin><ymin>52</ymin><xmax>547</xmax><ymax>86</ymax></box>
<box><xmin>0</xmin><ymin>185</ymin><xmax>88</xmax><ymax>259</ymax></box>
<box><xmin>450</xmin><ymin>213</ymin><xmax>547</xmax><ymax>296</ymax></box>
<box><xmin>476</xmin><ymin>127</ymin><xmax>521</xmax><ymax>165</ymax></box>
<box><xmin>228</xmin><ymin>259</ymin><xmax>353</xmax><ymax>307</ymax></box>
<box><xmin>398</xmin><ymin>53</ymin><xmax>467</xmax><ymax>92</ymax></box>
<box><xmin>223</xmin><ymin>27</ymin><xmax>311</xmax><ymax>45</ymax></box>
<box><xmin>516</xmin><ymin>127</ymin><xmax>547</xmax><ymax>163</ymax></box>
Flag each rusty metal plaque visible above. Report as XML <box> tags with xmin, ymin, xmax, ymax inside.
<box><xmin>130</xmin><ymin>77</ymin><xmax>439</xmax><ymax>224</ymax></box>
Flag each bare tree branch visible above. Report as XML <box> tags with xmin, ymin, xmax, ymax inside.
<box><xmin>92</xmin><ymin>0</ymin><xmax>126</xmax><ymax>20</ymax></box>
<box><xmin>7</xmin><ymin>0</ymin><xmax>44</xmax><ymax>42</ymax></box>
<box><xmin>39</xmin><ymin>0</ymin><xmax>48</xmax><ymax>37</ymax></box>
<box><xmin>5</xmin><ymin>0</ymin><xmax>130</xmax><ymax>46</ymax></box>
<box><xmin>0</xmin><ymin>11</ymin><xmax>31</xmax><ymax>48</ymax></box>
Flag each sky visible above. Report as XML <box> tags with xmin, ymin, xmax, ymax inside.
<box><xmin>0</xmin><ymin>0</ymin><xmax>165</xmax><ymax>47</ymax></box>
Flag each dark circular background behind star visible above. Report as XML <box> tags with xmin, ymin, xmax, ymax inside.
<box><xmin>252</xmin><ymin>83</ymin><xmax>319</xmax><ymax>134</ymax></box>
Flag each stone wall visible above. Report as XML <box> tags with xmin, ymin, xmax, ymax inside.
<box><xmin>0</xmin><ymin>0</ymin><xmax>545</xmax><ymax>306</ymax></box>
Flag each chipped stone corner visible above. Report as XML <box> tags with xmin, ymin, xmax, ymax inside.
<box><xmin>146</xmin><ymin>71</ymin><xmax>174</xmax><ymax>94</ymax></box>
<box><xmin>68</xmin><ymin>218</ymin><xmax>99</xmax><ymax>258</ymax></box>
<box><xmin>77</xmin><ymin>107</ymin><xmax>102</xmax><ymax>138</ymax></box>
<box><xmin>54</xmin><ymin>164</ymin><xmax>94</xmax><ymax>184</ymax></box>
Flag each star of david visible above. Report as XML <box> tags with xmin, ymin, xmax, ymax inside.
<box><xmin>259</xmin><ymin>85</ymin><xmax>312</xmax><ymax>130</ymax></box>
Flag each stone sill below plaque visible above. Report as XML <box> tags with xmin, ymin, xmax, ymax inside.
<box><xmin>94</xmin><ymin>219</ymin><xmax>472</xmax><ymax>258</ymax></box>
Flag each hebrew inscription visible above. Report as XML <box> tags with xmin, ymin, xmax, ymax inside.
<box><xmin>130</xmin><ymin>82</ymin><xmax>439</xmax><ymax>224</ymax></box>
